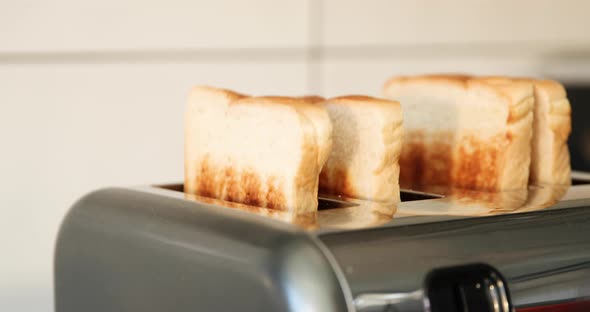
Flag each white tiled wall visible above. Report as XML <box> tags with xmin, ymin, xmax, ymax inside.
<box><xmin>319</xmin><ymin>0</ymin><xmax>590</xmax><ymax>95</ymax></box>
<box><xmin>319</xmin><ymin>54</ymin><xmax>590</xmax><ymax>96</ymax></box>
<box><xmin>321</xmin><ymin>0</ymin><xmax>590</xmax><ymax>46</ymax></box>
<box><xmin>0</xmin><ymin>0</ymin><xmax>310</xmax><ymax>51</ymax></box>
<box><xmin>0</xmin><ymin>62</ymin><xmax>308</xmax><ymax>311</ymax></box>
<box><xmin>1</xmin><ymin>1</ymin><xmax>311</xmax><ymax>310</ymax></box>
<box><xmin>2</xmin><ymin>1</ymin><xmax>590</xmax><ymax>311</ymax></box>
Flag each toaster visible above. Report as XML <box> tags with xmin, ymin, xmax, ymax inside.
<box><xmin>54</xmin><ymin>172</ymin><xmax>590</xmax><ymax>311</ymax></box>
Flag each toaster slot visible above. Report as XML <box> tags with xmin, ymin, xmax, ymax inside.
<box><xmin>317</xmin><ymin>189</ymin><xmax>444</xmax><ymax>210</ymax></box>
<box><xmin>400</xmin><ymin>189</ymin><xmax>444</xmax><ymax>201</ymax></box>
<box><xmin>318</xmin><ymin>197</ymin><xmax>358</xmax><ymax>210</ymax></box>
<box><xmin>157</xmin><ymin>184</ymin><xmax>184</xmax><ymax>192</ymax></box>
<box><xmin>570</xmin><ymin>171</ymin><xmax>590</xmax><ymax>185</ymax></box>
<box><xmin>156</xmin><ymin>184</ymin><xmax>443</xmax><ymax>209</ymax></box>
<box><xmin>571</xmin><ymin>177</ymin><xmax>590</xmax><ymax>185</ymax></box>
<box><xmin>157</xmin><ymin>184</ymin><xmax>359</xmax><ymax>210</ymax></box>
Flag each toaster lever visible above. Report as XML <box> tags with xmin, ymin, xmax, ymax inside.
<box><xmin>425</xmin><ymin>263</ymin><xmax>512</xmax><ymax>312</ymax></box>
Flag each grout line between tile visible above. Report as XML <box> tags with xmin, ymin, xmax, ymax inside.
<box><xmin>306</xmin><ymin>0</ymin><xmax>324</xmax><ymax>95</ymax></box>
<box><xmin>321</xmin><ymin>42</ymin><xmax>590</xmax><ymax>60</ymax></box>
<box><xmin>2</xmin><ymin>41</ymin><xmax>588</xmax><ymax>65</ymax></box>
<box><xmin>0</xmin><ymin>48</ymin><xmax>309</xmax><ymax>65</ymax></box>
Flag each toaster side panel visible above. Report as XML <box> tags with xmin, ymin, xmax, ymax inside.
<box><xmin>319</xmin><ymin>202</ymin><xmax>590</xmax><ymax>309</ymax></box>
<box><xmin>54</xmin><ymin>188</ymin><xmax>352</xmax><ymax>312</ymax></box>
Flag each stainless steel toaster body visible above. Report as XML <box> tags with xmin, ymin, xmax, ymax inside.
<box><xmin>55</xmin><ymin>174</ymin><xmax>590</xmax><ymax>311</ymax></box>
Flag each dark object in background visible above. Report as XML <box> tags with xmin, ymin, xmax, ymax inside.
<box><xmin>565</xmin><ymin>86</ymin><xmax>590</xmax><ymax>172</ymax></box>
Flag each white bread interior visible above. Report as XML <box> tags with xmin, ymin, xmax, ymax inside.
<box><xmin>528</xmin><ymin>80</ymin><xmax>572</xmax><ymax>185</ymax></box>
<box><xmin>319</xmin><ymin>95</ymin><xmax>403</xmax><ymax>202</ymax></box>
<box><xmin>255</xmin><ymin>96</ymin><xmax>333</xmax><ymax>208</ymax></box>
<box><xmin>184</xmin><ymin>86</ymin><xmax>332</xmax><ymax>213</ymax></box>
<box><xmin>383</xmin><ymin>75</ymin><xmax>534</xmax><ymax>191</ymax></box>
<box><xmin>288</xmin><ymin>96</ymin><xmax>333</xmax><ymax>169</ymax></box>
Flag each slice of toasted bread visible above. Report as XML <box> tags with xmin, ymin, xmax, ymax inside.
<box><xmin>383</xmin><ymin>75</ymin><xmax>534</xmax><ymax>191</ymax></box>
<box><xmin>184</xmin><ymin>86</ymin><xmax>332</xmax><ymax>213</ymax></box>
<box><xmin>528</xmin><ymin>80</ymin><xmax>572</xmax><ymax>185</ymax></box>
<box><xmin>319</xmin><ymin>95</ymin><xmax>403</xmax><ymax>202</ymax></box>
<box><xmin>263</xmin><ymin>96</ymin><xmax>333</xmax><ymax>169</ymax></box>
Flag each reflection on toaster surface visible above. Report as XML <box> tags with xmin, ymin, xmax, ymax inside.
<box><xmin>178</xmin><ymin>183</ymin><xmax>574</xmax><ymax>230</ymax></box>
<box><xmin>184</xmin><ymin>192</ymin><xmax>319</xmax><ymax>230</ymax></box>
<box><xmin>397</xmin><ymin>184</ymin><xmax>569</xmax><ymax>217</ymax></box>
<box><xmin>184</xmin><ymin>191</ymin><xmax>398</xmax><ymax>230</ymax></box>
